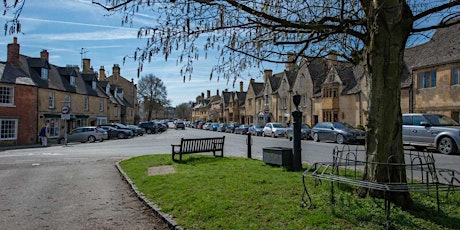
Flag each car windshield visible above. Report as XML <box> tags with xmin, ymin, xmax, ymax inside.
<box><xmin>272</xmin><ymin>123</ymin><xmax>284</xmax><ymax>128</ymax></box>
<box><xmin>301</xmin><ymin>124</ymin><xmax>311</xmax><ymax>129</ymax></box>
<box><xmin>332</xmin><ymin>122</ymin><xmax>354</xmax><ymax>130</ymax></box>
<box><xmin>425</xmin><ymin>114</ymin><xmax>459</xmax><ymax>126</ymax></box>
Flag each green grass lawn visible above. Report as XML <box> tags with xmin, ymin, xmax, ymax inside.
<box><xmin>119</xmin><ymin>154</ymin><xmax>460</xmax><ymax>229</ymax></box>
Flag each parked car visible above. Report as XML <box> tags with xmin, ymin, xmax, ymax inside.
<box><xmin>97</xmin><ymin>125</ymin><xmax>133</xmax><ymax>139</ymax></box>
<box><xmin>248</xmin><ymin>125</ymin><xmax>264</xmax><ymax>136</ymax></box>
<box><xmin>127</xmin><ymin>125</ymin><xmax>144</xmax><ymax>136</ymax></box>
<box><xmin>285</xmin><ymin>124</ymin><xmax>312</xmax><ymax>141</ymax></box>
<box><xmin>138</xmin><ymin>121</ymin><xmax>159</xmax><ymax>134</ymax></box>
<box><xmin>158</xmin><ymin>123</ymin><xmax>168</xmax><ymax>132</ymax></box>
<box><xmin>225</xmin><ymin>123</ymin><xmax>238</xmax><ymax>133</ymax></box>
<box><xmin>59</xmin><ymin>126</ymin><xmax>106</xmax><ymax>144</ymax></box>
<box><xmin>175</xmin><ymin>120</ymin><xmax>186</xmax><ymax>130</ymax></box>
<box><xmin>263</xmin><ymin>122</ymin><xmax>287</xmax><ymax>138</ymax></box>
<box><xmin>234</xmin><ymin>124</ymin><xmax>250</xmax><ymax>135</ymax></box>
<box><xmin>106</xmin><ymin>123</ymin><xmax>141</xmax><ymax>136</ymax></box>
<box><xmin>402</xmin><ymin>113</ymin><xmax>460</xmax><ymax>154</ymax></box>
<box><xmin>311</xmin><ymin>122</ymin><xmax>365</xmax><ymax>144</ymax></box>
<box><xmin>217</xmin><ymin>123</ymin><xmax>227</xmax><ymax>132</ymax></box>
<box><xmin>210</xmin><ymin>123</ymin><xmax>219</xmax><ymax>131</ymax></box>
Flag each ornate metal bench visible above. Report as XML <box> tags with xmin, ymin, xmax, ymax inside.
<box><xmin>171</xmin><ymin>136</ymin><xmax>225</xmax><ymax>161</ymax></box>
<box><xmin>302</xmin><ymin>145</ymin><xmax>460</xmax><ymax>229</ymax></box>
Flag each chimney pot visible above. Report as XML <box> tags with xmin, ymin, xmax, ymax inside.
<box><xmin>240</xmin><ymin>81</ymin><xmax>243</xmax><ymax>92</ymax></box>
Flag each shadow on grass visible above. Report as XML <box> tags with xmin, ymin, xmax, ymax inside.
<box><xmin>325</xmin><ymin>182</ymin><xmax>460</xmax><ymax>228</ymax></box>
<box><xmin>173</xmin><ymin>155</ymin><xmax>225</xmax><ymax>165</ymax></box>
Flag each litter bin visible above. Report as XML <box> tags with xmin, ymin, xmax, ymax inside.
<box><xmin>262</xmin><ymin>147</ymin><xmax>293</xmax><ymax>171</ymax></box>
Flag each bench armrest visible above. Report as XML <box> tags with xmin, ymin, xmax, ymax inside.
<box><xmin>171</xmin><ymin>144</ymin><xmax>181</xmax><ymax>153</ymax></box>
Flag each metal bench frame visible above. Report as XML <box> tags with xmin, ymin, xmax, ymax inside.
<box><xmin>171</xmin><ymin>136</ymin><xmax>225</xmax><ymax>161</ymax></box>
<box><xmin>302</xmin><ymin>145</ymin><xmax>460</xmax><ymax>229</ymax></box>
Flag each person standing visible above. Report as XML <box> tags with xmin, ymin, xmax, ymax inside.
<box><xmin>39</xmin><ymin>123</ymin><xmax>49</xmax><ymax>147</ymax></box>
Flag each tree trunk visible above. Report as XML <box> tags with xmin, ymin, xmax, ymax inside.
<box><xmin>361</xmin><ymin>1</ymin><xmax>414</xmax><ymax>209</ymax></box>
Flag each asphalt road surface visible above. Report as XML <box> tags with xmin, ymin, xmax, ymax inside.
<box><xmin>1</xmin><ymin>125</ymin><xmax>459</xmax><ymax>229</ymax></box>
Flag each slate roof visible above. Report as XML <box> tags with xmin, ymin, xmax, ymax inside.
<box><xmin>250</xmin><ymin>81</ymin><xmax>264</xmax><ymax>96</ymax></box>
<box><xmin>404</xmin><ymin>19</ymin><xmax>460</xmax><ymax>70</ymax></box>
<box><xmin>305</xmin><ymin>58</ymin><xmax>329</xmax><ymax>94</ymax></box>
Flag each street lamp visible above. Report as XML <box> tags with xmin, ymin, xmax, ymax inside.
<box><xmin>291</xmin><ymin>92</ymin><xmax>302</xmax><ymax>171</ymax></box>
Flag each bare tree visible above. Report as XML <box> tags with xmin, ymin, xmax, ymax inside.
<box><xmin>137</xmin><ymin>74</ymin><xmax>170</xmax><ymax>121</ymax></box>
<box><xmin>175</xmin><ymin>102</ymin><xmax>192</xmax><ymax>120</ymax></box>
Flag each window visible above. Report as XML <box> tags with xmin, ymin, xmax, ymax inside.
<box><xmin>65</xmin><ymin>94</ymin><xmax>71</xmax><ymax>108</ymax></box>
<box><xmin>41</xmin><ymin>68</ymin><xmax>49</xmax><ymax>80</ymax></box>
<box><xmin>0</xmin><ymin>86</ymin><xmax>14</xmax><ymax>106</ymax></box>
<box><xmin>0</xmin><ymin>118</ymin><xmax>18</xmax><ymax>140</ymax></box>
<box><xmin>114</xmin><ymin>107</ymin><xmax>119</xmax><ymax>116</ymax></box>
<box><xmin>70</xmin><ymin>75</ymin><xmax>76</xmax><ymax>86</ymax></box>
<box><xmin>84</xmin><ymin>97</ymin><xmax>89</xmax><ymax>111</ymax></box>
<box><xmin>418</xmin><ymin>71</ymin><xmax>437</xmax><ymax>88</ymax></box>
<box><xmin>99</xmin><ymin>99</ymin><xmax>104</xmax><ymax>112</ymax></box>
<box><xmin>453</xmin><ymin>67</ymin><xmax>459</xmax><ymax>85</ymax></box>
<box><xmin>48</xmin><ymin>92</ymin><xmax>55</xmax><ymax>108</ymax></box>
<box><xmin>92</xmin><ymin>80</ymin><xmax>97</xmax><ymax>90</ymax></box>
<box><xmin>45</xmin><ymin>118</ymin><xmax>60</xmax><ymax>138</ymax></box>
<box><xmin>302</xmin><ymin>95</ymin><xmax>307</xmax><ymax>107</ymax></box>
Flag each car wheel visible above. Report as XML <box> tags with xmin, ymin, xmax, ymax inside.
<box><xmin>313</xmin><ymin>133</ymin><xmax>319</xmax><ymax>142</ymax></box>
<box><xmin>289</xmin><ymin>136</ymin><xmax>293</xmax><ymax>141</ymax></box>
<box><xmin>88</xmin><ymin>135</ymin><xmax>96</xmax><ymax>143</ymax></box>
<box><xmin>437</xmin><ymin>137</ymin><xmax>457</xmax><ymax>155</ymax></box>
<box><xmin>271</xmin><ymin>132</ymin><xmax>275</xmax><ymax>138</ymax></box>
<box><xmin>336</xmin><ymin>134</ymin><xmax>344</xmax><ymax>144</ymax></box>
<box><xmin>117</xmin><ymin>133</ymin><xmax>126</xmax><ymax>139</ymax></box>
<box><xmin>146</xmin><ymin>129</ymin><xmax>152</xmax><ymax>134</ymax></box>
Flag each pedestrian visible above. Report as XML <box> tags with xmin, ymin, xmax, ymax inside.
<box><xmin>39</xmin><ymin>123</ymin><xmax>49</xmax><ymax>147</ymax></box>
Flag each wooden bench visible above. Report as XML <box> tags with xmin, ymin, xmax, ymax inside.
<box><xmin>171</xmin><ymin>136</ymin><xmax>225</xmax><ymax>161</ymax></box>
<box><xmin>302</xmin><ymin>145</ymin><xmax>460</xmax><ymax>229</ymax></box>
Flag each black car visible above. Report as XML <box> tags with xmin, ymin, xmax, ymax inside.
<box><xmin>98</xmin><ymin>125</ymin><xmax>133</xmax><ymax>139</ymax></box>
<box><xmin>106</xmin><ymin>123</ymin><xmax>140</xmax><ymax>136</ymax></box>
<box><xmin>158</xmin><ymin>123</ymin><xmax>168</xmax><ymax>132</ymax></box>
<box><xmin>175</xmin><ymin>120</ymin><xmax>185</xmax><ymax>130</ymax></box>
<box><xmin>285</xmin><ymin>124</ymin><xmax>312</xmax><ymax>141</ymax></box>
<box><xmin>138</xmin><ymin>121</ymin><xmax>159</xmax><ymax>134</ymax></box>
<box><xmin>234</xmin><ymin>124</ymin><xmax>250</xmax><ymax>135</ymax></box>
<box><xmin>311</xmin><ymin>122</ymin><xmax>365</xmax><ymax>144</ymax></box>
<box><xmin>128</xmin><ymin>125</ymin><xmax>144</xmax><ymax>136</ymax></box>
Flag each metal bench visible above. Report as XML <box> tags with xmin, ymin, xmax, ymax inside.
<box><xmin>302</xmin><ymin>145</ymin><xmax>460</xmax><ymax>229</ymax></box>
<box><xmin>171</xmin><ymin>136</ymin><xmax>225</xmax><ymax>161</ymax></box>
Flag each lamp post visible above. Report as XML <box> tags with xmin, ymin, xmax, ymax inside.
<box><xmin>291</xmin><ymin>93</ymin><xmax>302</xmax><ymax>171</ymax></box>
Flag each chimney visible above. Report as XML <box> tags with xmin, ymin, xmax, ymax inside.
<box><xmin>40</xmin><ymin>49</ymin><xmax>49</xmax><ymax>61</ymax></box>
<box><xmin>99</xmin><ymin>66</ymin><xmax>106</xmax><ymax>80</ymax></box>
<box><xmin>201</xmin><ymin>92</ymin><xmax>204</xmax><ymax>98</ymax></box>
<box><xmin>286</xmin><ymin>53</ymin><xmax>296</xmax><ymax>71</ymax></box>
<box><xmin>263</xmin><ymin>69</ymin><xmax>272</xmax><ymax>83</ymax></box>
<box><xmin>7</xmin><ymin>37</ymin><xmax>20</xmax><ymax>66</ymax></box>
<box><xmin>207</xmin><ymin>90</ymin><xmax>211</xmax><ymax>98</ymax></box>
<box><xmin>225</xmin><ymin>88</ymin><xmax>228</xmax><ymax>92</ymax></box>
<box><xmin>216</xmin><ymin>89</ymin><xmax>219</xmax><ymax>96</ymax></box>
<box><xmin>82</xmin><ymin>58</ymin><xmax>91</xmax><ymax>74</ymax></box>
<box><xmin>327</xmin><ymin>53</ymin><xmax>338</xmax><ymax>68</ymax></box>
<box><xmin>240</xmin><ymin>81</ymin><xmax>243</xmax><ymax>92</ymax></box>
<box><xmin>113</xmin><ymin>64</ymin><xmax>120</xmax><ymax>81</ymax></box>
<box><xmin>250</xmin><ymin>78</ymin><xmax>255</xmax><ymax>84</ymax></box>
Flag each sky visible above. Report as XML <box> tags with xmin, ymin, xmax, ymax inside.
<box><xmin>0</xmin><ymin>0</ymin><xmax>283</xmax><ymax>107</ymax></box>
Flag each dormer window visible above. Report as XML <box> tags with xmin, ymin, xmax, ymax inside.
<box><xmin>92</xmin><ymin>80</ymin><xmax>97</xmax><ymax>90</ymax></box>
<box><xmin>41</xmin><ymin>68</ymin><xmax>49</xmax><ymax>80</ymax></box>
<box><xmin>70</xmin><ymin>75</ymin><xmax>76</xmax><ymax>86</ymax></box>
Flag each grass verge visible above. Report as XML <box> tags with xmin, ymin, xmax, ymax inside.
<box><xmin>119</xmin><ymin>154</ymin><xmax>460</xmax><ymax>229</ymax></box>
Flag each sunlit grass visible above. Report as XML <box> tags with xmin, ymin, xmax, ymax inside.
<box><xmin>119</xmin><ymin>154</ymin><xmax>460</xmax><ymax>229</ymax></box>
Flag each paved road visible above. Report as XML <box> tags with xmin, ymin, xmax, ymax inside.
<box><xmin>1</xmin><ymin>126</ymin><xmax>459</xmax><ymax>229</ymax></box>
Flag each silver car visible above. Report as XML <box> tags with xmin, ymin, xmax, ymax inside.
<box><xmin>60</xmin><ymin>126</ymin><xmax>107</xmax><ymax>144</ymax></box>
<box><xmin>402</xmin><ymin>113</ymin><xmax>460</xmax><ymax>155</ymax></box>
<box><xmin>263</xmin><ymin>123</ymin><xmax>287</xmax><ymax>138</ymax></box>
